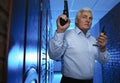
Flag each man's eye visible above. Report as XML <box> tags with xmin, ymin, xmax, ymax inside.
<box><xmin>89</xmin><ymin>17</ymin><xmax>92</xmax><ymax>20</ymax></box>
<box><xmin>82</xmin><ymin>16</ymin><xmax>86</xmax><ymax>18</ymax></box>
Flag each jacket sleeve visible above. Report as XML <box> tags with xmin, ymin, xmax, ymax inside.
<box><xmin>48</xmin><ymin>32</ymin><xmax>67</xmax><ymax>60</ymax></box>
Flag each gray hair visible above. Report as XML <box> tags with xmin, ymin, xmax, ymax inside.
<box><xmin>75</xmin><ymin>8</ymin><xmax>93</xmax><ymax>20</ymax></box>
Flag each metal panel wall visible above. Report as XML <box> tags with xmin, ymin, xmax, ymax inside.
<box><xmin>7</xmin><ymin>0</ymin><xmax>53</xmax><ymax>83</ymax></box>
<box><xmin>99</xmin><ymin>3</ymin><xmax>120</xmax><ymax>83</ymax></box>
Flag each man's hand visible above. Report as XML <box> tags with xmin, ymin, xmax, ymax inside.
<box><xmin>56</xmin><ymin>14</ymin><xmax>70</xmax><ymax>33</ymax></box>
<box><xmin>97</xmin><ymin>33</ymin><xmax>108</xmax><ymax>52</ymax></box>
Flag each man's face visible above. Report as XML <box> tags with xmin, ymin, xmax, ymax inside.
<box><xmin>75</xmin><ymin>11</ymin><xmax>93</xmax><ymax>32</ymax></box>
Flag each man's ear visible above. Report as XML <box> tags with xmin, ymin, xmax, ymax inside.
<box><xmin>75</xmin><ymin>18</ymin><xmax>78</xmax><ymax>25</ymax></box>
<box><xmin>75</xmin><ymin>18</ymin><xmax>78</xmax><ymax>24</ymax></box>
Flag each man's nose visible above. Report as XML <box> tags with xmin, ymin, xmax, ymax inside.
<box><xmin>86</xmin><ymin>18</ymin><xmax>90</xmax><ymax>23</ymax></box>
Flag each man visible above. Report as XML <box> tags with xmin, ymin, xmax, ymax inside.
<box><xmin>48</xmin><ymin>8</ymin><xmax>109</xmax><ymax>83</ymax></box>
